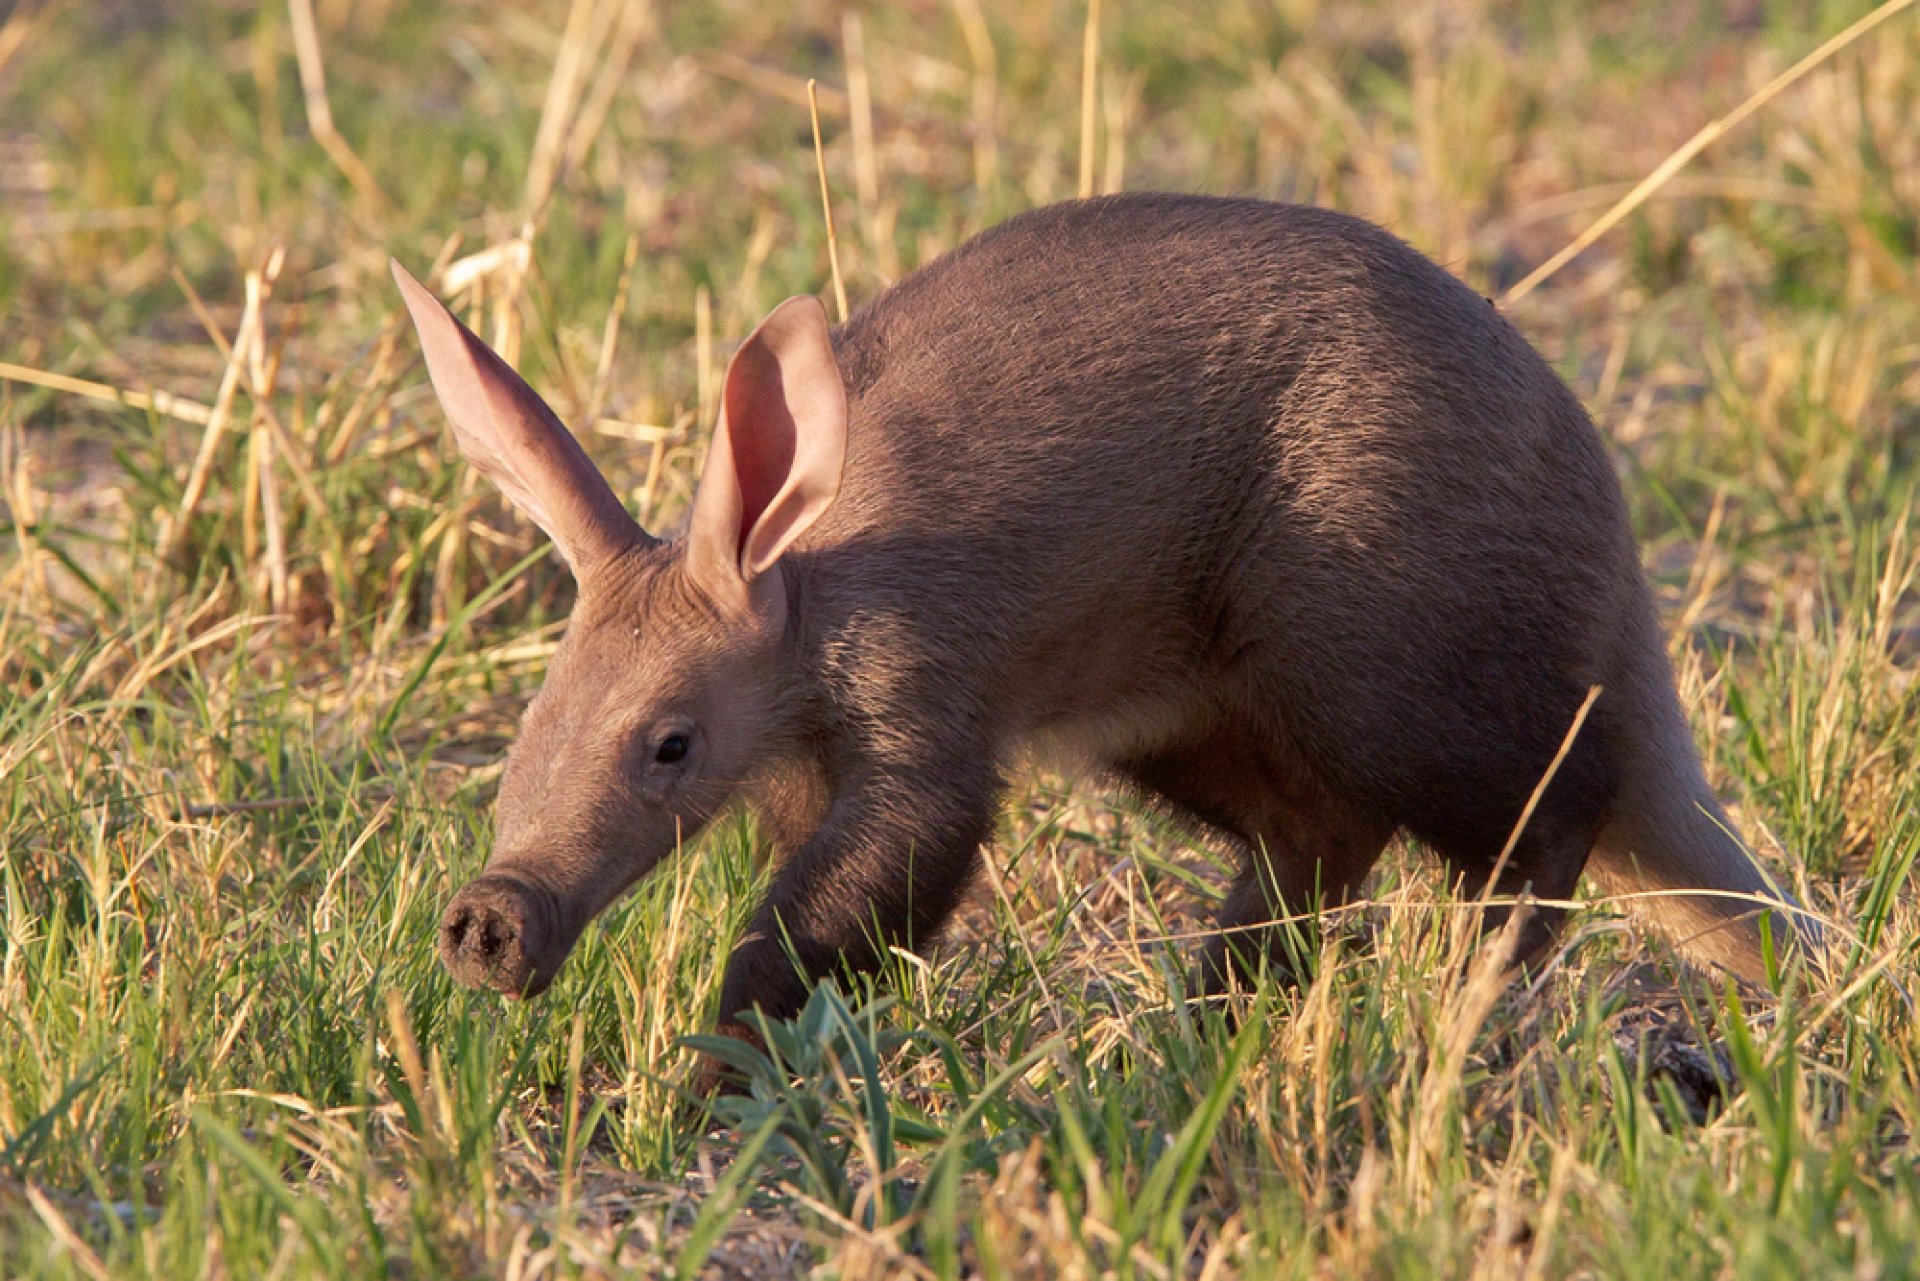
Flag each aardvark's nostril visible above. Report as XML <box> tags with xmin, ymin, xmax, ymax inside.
<box><xmin>443</xmin><ymin>905</ymin><xmax>475</xmax><ymax>953</ymax></box>
<box><xmin>475</xmin><ymin>909</ymin><xmax>516</xmax><ymax>959</ymax></box>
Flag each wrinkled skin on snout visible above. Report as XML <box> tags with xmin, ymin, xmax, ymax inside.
<box><xmin>437</xmin><ymin>554</ymin><xmax>788</xmax><ymax>998</ymax></box>
<box><xmin>390</xmin><ymin>260</ymin><xmax>846</xmax><ymax>1001</ymax></box>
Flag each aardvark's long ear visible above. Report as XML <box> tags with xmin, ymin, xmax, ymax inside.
<box><xmin>391</xmin><ymin>260</ymin><xmax>648</xmax><ymax>575</ymax></box>
<box><xmin>686</xmin><ymin>295</ymin><xmax>848</xmax><ymax>611</ymax></box>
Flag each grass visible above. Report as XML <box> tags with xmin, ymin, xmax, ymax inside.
<box><xmin>2</xmin><ymin>0</ymin><xmax>1918</xmax><ymax>1275</ymax></box>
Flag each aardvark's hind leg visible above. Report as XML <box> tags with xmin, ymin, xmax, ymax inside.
<box><xmin>1114</xmin><ymin>735</ymin><xmax>1392</xmax><ymax>994</ymax></box>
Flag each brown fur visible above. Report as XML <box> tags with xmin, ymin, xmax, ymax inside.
<box><xmin>394</xmin><ymin>194</ymin><xmax>1807</xmax><ymax>1065</ymax></box>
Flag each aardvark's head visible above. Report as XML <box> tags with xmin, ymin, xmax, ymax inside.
<box><xmin>389</xmin><ymin>263</ymin><xmax>847</xmax><ymax>998</ymax></box>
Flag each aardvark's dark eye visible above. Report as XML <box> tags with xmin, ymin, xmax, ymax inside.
<box><xmin>654</xmin><ymin>733</ymin><xmax>690</xmax><ymax>765</ymax></box>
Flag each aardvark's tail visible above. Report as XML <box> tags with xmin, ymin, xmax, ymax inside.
<box><xmin>1586</xmin><ymin>629</ymin><xmax>1817</xmax><ymax>984</ymax></box>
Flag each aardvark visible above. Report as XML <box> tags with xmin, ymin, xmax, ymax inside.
<box><xmin>393</xmin><ymin>194</ymin><xmax>1803</xmax><ymax>1074</ymax></box>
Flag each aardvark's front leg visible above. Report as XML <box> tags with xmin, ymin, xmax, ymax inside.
<box><xmin>708</xmin><ymin>748</ymin><xmax>1000</xmax><ymax>1069</ymax></box>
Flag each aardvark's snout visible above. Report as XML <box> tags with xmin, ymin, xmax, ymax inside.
<box><xmin>439</xmin><ymin>875</ymin><xmax>561</xmax><ymax>998</ymax></box>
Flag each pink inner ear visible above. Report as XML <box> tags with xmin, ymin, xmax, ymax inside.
<box><xmin>686</xmin><ymin>293</ymin><xmax>846</xmax><ymax>598</ymax></box>
<box><xmin>725</xmin><ymin>345</ymin><xmax>799</xmax><ymax>538</ymax></box>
